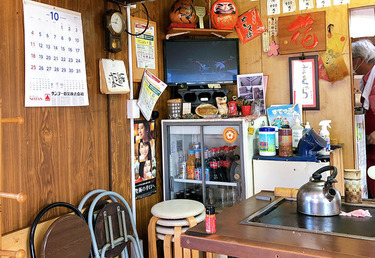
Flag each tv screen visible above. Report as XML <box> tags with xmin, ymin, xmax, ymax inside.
<box><xmin>163</xmin><ymin>39</ymin><xmax>239</xmax><ymax>86</ymax></box>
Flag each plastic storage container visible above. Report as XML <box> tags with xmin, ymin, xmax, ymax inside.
<box><xmin>259</xmin><ymin>126</ymin><xmax>276</xmax><ymax>156</ymax></box>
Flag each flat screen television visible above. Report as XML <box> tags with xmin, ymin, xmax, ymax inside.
<box><xmin>163</xmin><ymin>38</ymin><xmax>239</xmax><ymax>87</ymax></box>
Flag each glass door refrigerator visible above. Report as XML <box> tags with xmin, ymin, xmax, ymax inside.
<box><xmin>161</xmin><ymin>116</ymin><xmax>267</xmax><ymax>212</ymax></box>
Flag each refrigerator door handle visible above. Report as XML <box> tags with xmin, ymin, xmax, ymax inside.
<box><xmin>169</xmin><ymin>176</ymin><xmax>174</xmax><ymax>192</ymax></box>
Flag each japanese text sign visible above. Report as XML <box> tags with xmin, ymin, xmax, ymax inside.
<box><xmin>278</xmin><ymin>11</ymin><xmax>326</xmax><ymax>55</ymax></box>
<box><xmin>235</xmin><ymin>9</ymin><xmax>265</xmax><ymax>44</ymax></box>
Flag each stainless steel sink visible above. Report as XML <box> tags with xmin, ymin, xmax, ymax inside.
<box><xmin>241</xmin><ymin>198</ymin><xmax>375</xmax><ymax>241</ymax></box>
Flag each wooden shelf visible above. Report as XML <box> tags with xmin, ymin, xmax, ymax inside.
<box><xmin>166</xmin><ymin>28</ymin><xmax>234</xmax><ymax>39</ymax></box>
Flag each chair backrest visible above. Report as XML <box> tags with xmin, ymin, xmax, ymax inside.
<box><xmin>29</xmin><ymin>202</ymin><xmax>91</xmax><ymax>258</ymax></box>
<box><xmin>79</xmin><ymin>190</ymin><xmax>144</xmax><ymax>258</ymax></box>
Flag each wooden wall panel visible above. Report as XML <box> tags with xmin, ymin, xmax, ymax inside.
<box><xmin>0</xmin><ymin>0</ymin><xmax>109</xmax><ymax>234</ymax></box>
<box><xmin>260</xmin><ymin>1</ymin><xmax>356</xmax><ymax>170</ymax></box>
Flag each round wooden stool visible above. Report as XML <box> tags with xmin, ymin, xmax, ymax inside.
<box><xmin>148</xmin><ymin>200</ymin><xmax>204</xmax><ymax>258</ymax></box>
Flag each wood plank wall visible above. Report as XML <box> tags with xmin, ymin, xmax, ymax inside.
<box><xmin>0</xmin><ymin>0</ymin><xmax>374</xmax><ymax>254</ymax></box>
<box><xmin>0</xmin><ymin>0</ymin><xmax>172</xmax><ymax>245</ymax></box>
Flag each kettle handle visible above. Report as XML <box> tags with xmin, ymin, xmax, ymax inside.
<box><xmin>312</xmin><ymin>165</ymin><xmax>338</xmax><ymax>182</ymax></box>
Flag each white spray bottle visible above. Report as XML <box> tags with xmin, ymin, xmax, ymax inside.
<box><xmin>318</xmin><ymin>120</ymin><xmax>331</xmax><ymax>155</ymax></box>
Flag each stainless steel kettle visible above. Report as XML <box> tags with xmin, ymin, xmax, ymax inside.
<box><xmin>297</xmin><ymin>165</ymin><xmax>341</xmax><ymax>216</ymax></box>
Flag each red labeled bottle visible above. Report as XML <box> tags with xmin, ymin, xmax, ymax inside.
<box><xmin>205</xmin><ymin>206</ymin><xmax>216</xmax><ymax>234</ymax></box>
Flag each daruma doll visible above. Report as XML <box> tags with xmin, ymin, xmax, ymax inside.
<box><xmin>210</xmin><ymin>0</ymin><xmax>238</xmax><ymax>30</ymax></box>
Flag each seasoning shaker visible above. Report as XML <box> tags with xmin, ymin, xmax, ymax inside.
<box><xmin>205</xmin><ymin>206</ymin><xmax>216</xmax><ymax>234</ymax></box>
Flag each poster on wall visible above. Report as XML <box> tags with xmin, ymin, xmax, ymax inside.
<box><xmin>134</xmin><ymin>22</ymin><xmax>156</xmax><ymax>70</ymax></box>
<box><xmin>282</xmin><ymin>0</ymin><xmax>296</xmax><ymax>13</ymax></box>
<box><xmin>299</xmin><ymin>0</ymin><xmax>314</xmax><ymax>10</ymax></box>
<box><xmin>236</xmin><ymin>73</ymin><xmax>266</xmax><ymax>114</ymax></box>
<box><xmin>134</xmin><ymin>120</ymin><xmax>157</xmax><ymax>199</ymax></box>
<box><xmin>333</xmin><ymin>0</ymin><xmax>350</xmax><ymax>5</ymax></box>
<box><xmin>23</xmin><ymin>0</ymin><xmax>88</xmax><ymax>107</ymax></box>
<box><xmin>267</xmin><ymin>0</ymin><xmax>281</xmax><ymax>15</ymax></box>
<box><xmin>316</xmin><ymin>0</ymin><xmax>331</xmax><ymax>8</ymax></box>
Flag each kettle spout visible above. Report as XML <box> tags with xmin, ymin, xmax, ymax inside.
<box><xmin>323</xmin><ymin>183</ymin><xmax>337</xmax><ymax>202</ymax></box>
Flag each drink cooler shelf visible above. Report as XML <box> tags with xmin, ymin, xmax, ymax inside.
<box><xmin>174</xmin><ymin>178</ymin><xmax>237</xmax><ymax>187</ymax></box>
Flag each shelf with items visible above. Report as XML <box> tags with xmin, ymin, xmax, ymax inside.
<box><xmin>174</xmin><ymin>178</ymin><xmax>238</xmax><ymax>187</ymax></box>
<box><xmin>166</xmin><ymin>27</ymin><xmax>234</xmax><ymax>40</ymax></box>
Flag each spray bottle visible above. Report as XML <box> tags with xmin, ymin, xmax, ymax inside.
<box><xmin>318</xmin><ymin>120</ymin><xmax>331</xmax><ymax>155</ymax></box>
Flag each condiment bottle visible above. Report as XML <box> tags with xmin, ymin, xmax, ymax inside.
<box><xmin>279</xmin><ymin>125</ymin><xmax>293</xmax><ymax>157</ymax></box>
<box><xmin>205</xmin><ymin>206</ymin><xmax>216</xmax><ymax>234</ymax></box>
<box><xmin>187</xmin><ymin>150</ymin><xmax>195</xmax><ymax>179</ymax></box>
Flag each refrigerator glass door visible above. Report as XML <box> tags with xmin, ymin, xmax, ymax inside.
<box><xmin>165</xmin><ymin>125</ymin><xmax>203</xmax><ymax>202</ymax></box>
<box><xmin>162</xmin><ymin>120</ymin><xmax>245</xmax><ymax>213</ymax></box>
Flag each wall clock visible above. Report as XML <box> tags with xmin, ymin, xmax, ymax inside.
<box><xmin>104</xmin><ymin>9</ymin><xmax>126</xmax><ymax>53</ymax></box>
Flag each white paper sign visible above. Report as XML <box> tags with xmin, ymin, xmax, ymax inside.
<box><xmin>267</xmin><ymin>0</ymin><xmax>281</xmax><ymax>16</ymax></box>
<box><xmin>101</xmin><ymin>59</ymin><xmax>129</xmax><ymax>93</ymax></box>
<box><xmin>137</xmin><ymin>70</ymin><xmax>167</xmax><ymax>121</ymax></box>
<box><xmin>135</xmin><ymin>22</ymin><xmax>155</xmax><ymax>69</ymax></box>
<box><xmin>282</xmin><ymin>0</ymin><xmax>296</xmax><ymax>13</ymax></box>
<box><xmin>299</xmin><ymin>0</ymin><xmax>314</xmax><ymax>10</ymax></box>
<box><xmin>333</xmin><ymin>0</ymin><xmax>350</xmax><ymax>5</ymax></box>
<box><xmin>23</xmin><ymin>0</ymin><xmax>88</xmax><ymax>107</ymax></box>
<box><xmin>316</xmin><ymin>0</ymin><xmax>331</xmax><ymax>8</ymax></box>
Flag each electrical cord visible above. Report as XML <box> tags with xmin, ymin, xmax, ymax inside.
<box><xmin>125</xmin><ymin>3</ymin><xmax>149</xmax><ymax>36</ymax></box>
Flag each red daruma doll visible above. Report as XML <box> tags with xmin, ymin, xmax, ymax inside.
<box><xmin>210</xmin><ymin>0</ymin><xmax>238</xmax><ymax>30</ymax></box>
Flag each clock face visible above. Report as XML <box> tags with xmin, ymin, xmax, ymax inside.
<box><xmin>110</xmin><ymin>12</ymin><xmax>124</xmax><ymax>34</ymax></box>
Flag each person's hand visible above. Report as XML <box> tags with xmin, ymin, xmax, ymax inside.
<box><xmin>368</xmin><ymin>131</ymin><xmax>375</xmax><ymax>145</ymax></box>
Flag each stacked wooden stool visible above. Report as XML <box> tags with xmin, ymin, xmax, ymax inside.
<box><xmin>148</xmin><ymin>199</ymin><xmax>205</xmax><ymax>258</ymax></box>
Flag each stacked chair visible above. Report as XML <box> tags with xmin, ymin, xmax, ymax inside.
<box><xmin>78</xmin><ymin>189</ymin><xmax>143</xmax><ymax>258</ymax></box>
<box><xmin>29</xmin><ymin>190</ymin><xmax>143</xmax><ymax>258</ymax></box>
<box><xmin>148</xmin><ymin>199</ymin><xmax>205</xmax><ymax>258</ymax></box>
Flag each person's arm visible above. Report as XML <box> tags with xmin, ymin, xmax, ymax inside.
<box><xmin>367</xmin><ymin>131</ymin><xmax>375</xmax><ymax>145</ymax></box>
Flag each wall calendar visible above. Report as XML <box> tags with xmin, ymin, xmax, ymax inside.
<box><xmin>23</xmin><ymin>0</ymin><xmax>89</xmax><ymax>107</ymax></box>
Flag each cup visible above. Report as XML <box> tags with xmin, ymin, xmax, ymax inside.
<box><xmin>344</xmin><ymin>169</ymin><xmax>362</xmax><ymax>203</ymax></box>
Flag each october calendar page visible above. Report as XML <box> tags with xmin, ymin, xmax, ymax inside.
<box><xmin>23</xmin><ymin>0</ymin><xmax>89</xmax><ymax>107</ymax></box>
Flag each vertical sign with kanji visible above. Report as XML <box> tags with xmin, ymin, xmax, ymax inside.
<box><xmin>282</xmin><ymin>0</ymin><xmax>296</xmax><ymax>13</ymax></box>
<box><xmin>299</xmin><ymin>0</ymin><xmax>314</xmax><ymax>10</ymax></box>
<box><xmin>267</xmin><ymin>0</ymin><xmax>281</xmax><ymax>16</ymax></box>
<box><xmin>316</xmin><ymin>0</ymin><xmax>331</xmax><ymax>8</ymax></box>
<box><xmin>278</xmin><ymin>11</ymin><xmax>326</xmax><ymax>55</ymax></box>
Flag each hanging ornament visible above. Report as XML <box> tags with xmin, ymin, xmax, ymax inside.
<box><xmin>210</xmin><ymin>0</ymin><xmax>238</xmax><ymax>30</ymax></box>
<box><xmin>268</xmin><ymin>41</ymin><xmax>280</xmax><ymax>56</ymax></box>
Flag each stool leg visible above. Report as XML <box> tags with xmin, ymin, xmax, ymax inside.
<box><xmin>191</xmin><ymin>249</ymin><xmax>199</xmax><ymax>258</ymax></box>
<box><xmin>164</xmin><ymin>234</ymin><xmax>173</xmax><ymax>258</ymax></box>
<box><xmin>183</xmin><ymin>248</ymin><xmax>191</xmax><ymax>258</ymax></box>
<box><xmin>205</xmin><ymin>252</ymin><xmax>214</xmax><ymax>258</ymax></box>
<box><xmin>174</xmin><ymin>226</ymin><xmax>182</xmax><ymax>258</ymax></box>
<box><xmin>148</xmin><ymin>216</ymin><xmax>160</xmax><ymax>258</ymax></box>
<box><xmin>186</xmin><ymin>216</ymin><xmax>197</xmax><ymax>227</ymax></box>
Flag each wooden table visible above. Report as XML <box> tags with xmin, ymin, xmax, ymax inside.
<box><xmin>180</xmin><ymin>191</ymin><xmax>375</xmax><ymax>257</ymax></box>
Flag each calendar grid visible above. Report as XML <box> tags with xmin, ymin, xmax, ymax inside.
<box><xmin>23</xmin><ymin>0</ymin><xmax>89</xmax><ymax>107</ymax></box>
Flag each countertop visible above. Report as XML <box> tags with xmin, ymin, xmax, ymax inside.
<box><xmin>180</xmin><ymin>191</ymin><xmax>375</xmax><ymax>257</ymax></box>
